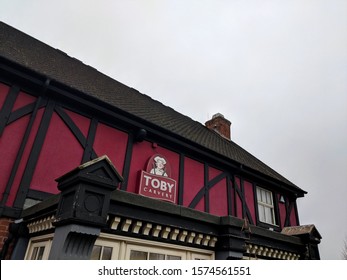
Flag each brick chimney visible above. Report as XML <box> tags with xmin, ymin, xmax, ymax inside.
<box><xmin>205</xmin><ymin>113</ymin><xmax>231</xmax><ymax>140</ymax></box>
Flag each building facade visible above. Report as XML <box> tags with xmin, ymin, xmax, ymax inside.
<box><xmin>0</xmin><ymin>22</ymin><xmax>321</xmax><ymax>260</ymax></box>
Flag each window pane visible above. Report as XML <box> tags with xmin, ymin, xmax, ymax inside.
<box><xmin>263</xmin><ymin>190</ymin><xmax>268</xmax><ymax>203</ymax></box>
<box><xmin>149</xmin><ymin>253</ymin><xmax>165</xmax><ymax>260</ymax></box>
<box><xmin>266</xmin><ymin>192</ymin><xmax>272</xmax><ymax>205</ymax></box>
<box><xmin>37</xmin><ymin>246</ymin><xmax>45</xmax><ymax>260</ymax></box>
<box><xmin>256</xmin><ymin>188</ymin><xmax>261</xmax><ymax>201</ymax></box>
<box><xmin>130</xmin><ymin>250</ymin><xmax>147</xmax><ymax>260</ymax></box>
<box><xmin>31</xmin><ymin>246</ymin><xmax>45</xmax><ymax>260</ymax></box>
<box><xmin>31</xmin><ymin>247</ymin><xmax>38</xmax><ymax>260</ymax></box>
<box><xmin>258</xmin><ymin>204</ymin><xmax>265</xmax><ymax>223</ymax></box>
<box><xmin>102</xmin><ymin>246</ymin><xmax>113</xmax><ymax>260</ymax></box>
<box><xmin>91</xmin><ymin>245</ymin><xmax>102</xmax><ymax>260</ymax></box>
<box><xmin>166</xmin><ymin>255</ymin><xmax>181</xmax><ymax>260</ymax></box>
<box><xmin>264</xmin><ymin>207</ymin><xmax>273</xmax><ymax>224</ymax></box>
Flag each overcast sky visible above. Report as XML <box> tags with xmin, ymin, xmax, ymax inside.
<box><xmin>1</xmin><ymin>0</ymin><xmax>346</xmax><ymax>260</ymax></box>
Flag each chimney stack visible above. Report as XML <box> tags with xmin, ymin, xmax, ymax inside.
<box><xmin>205</xmin><ymin>113</ymin><xmax>231</xmax><ymax>140</ymax></box>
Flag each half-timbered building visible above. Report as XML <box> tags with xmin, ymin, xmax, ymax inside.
<box><xmin>0</xmin><ymin>22</ymin><xmax>321</xmax><ymax>260</ymax></box>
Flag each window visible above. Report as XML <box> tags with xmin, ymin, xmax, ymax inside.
<box><xmin>91</xmin><ymin>245</ymin><xmax>113</xmax><ymax>260</ymax></box>
<box><xmin>95</xmin><ymin>233</ymin><xmax>214</xmax><ymax>260</ymax></box>
<box><xmin>126</xmin><ymin>244</ymin><xmax>185</xmax><ymax>260</ymax></box>
<box><xmin>256</xmin><ymin>187</ymin><xmax>276</xmax><ymax>225</ymax></box>
<box><xmin>26</xmin><ymin>233</ymin><xmax>214</xmax><ymax>260</ymax></box>
<box><xmin>129</xmin><ymin>250</ymin><xmax>182</xmax><ymax>260</ymax></box>
<box><xmin>25</xmin><ymin>235</ymin><xmax>53</xmax><ymax>260</ymax></box>
<box><xmin>91</xmin><ymin>238</ymin><xmax>120</xmax><ymax>260</ymax></box>
<box><xmin>30</xmin><ymin>246</ymin><xmax>45</xmax><ymax>260</ymax></box>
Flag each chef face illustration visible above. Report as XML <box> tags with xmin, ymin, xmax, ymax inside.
<box><xmin>150</xmin><ymin>156</ymin><xmax>168</xmax><ymax>177</ymax></box>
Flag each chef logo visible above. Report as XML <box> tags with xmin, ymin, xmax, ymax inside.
<box><xmin>138</xmin><ymin>154</ymin><xmax>177</xmax><ymax>203</ymax></box>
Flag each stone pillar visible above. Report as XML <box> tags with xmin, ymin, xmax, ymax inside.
<box><xmin>48</xmin><ymin>155</ymin><xmax>123</xmax><ymax>260</ymax></box>
<box><xmin>281</xmin><ymin>224</ymin><xmax>322</xmax><ymax>260</ymax></box>
<box><xmin>215</xmin><ymin>217</ymin><xmax>247</xmax><ymax>260</ymax></box>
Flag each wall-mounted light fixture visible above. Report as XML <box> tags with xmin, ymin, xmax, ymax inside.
<box><xmin>135</xmin><ymin>128</ymin><xmax>147</xmax><ymax>142</ymax></box>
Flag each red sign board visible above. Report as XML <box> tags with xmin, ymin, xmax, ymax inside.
<box><xmin>138</xmin><ymin>154</ymin><xmax>177</xmax><ymax>203</ymax></box>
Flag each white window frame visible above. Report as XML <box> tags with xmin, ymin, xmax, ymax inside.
<box><xmin>126</xmin><ymin>243</ymin><xmax>186</xmax><ymax>260</ymax></box>
<box><xmin>256</xmin><ymin>186</ymin><xmax>276</xmax><ymax>225</ymax></box>
<box><xmin>24</xmin><ymin>233</ymin><xmax>214</xmax><ymax>260</ymax></box>
<box><xmin>24</xmin><ymin>234</ymin><xmax>53</xmax><ymax>260</ymax></box>
<box><xmin>95</xmin><ymin>233</ymin><xmax>214</xmax><ymax>260</ymax></box>
<box><xmin>91</xmin><ymin>239</ymin><xmax>121</xmax><ymax>260</ymax></box>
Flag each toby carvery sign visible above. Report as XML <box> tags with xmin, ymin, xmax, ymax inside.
<box><xmin>138</xmin><ymin>154</ymin><xmax>177</xmax><ymax>203</ymax></box>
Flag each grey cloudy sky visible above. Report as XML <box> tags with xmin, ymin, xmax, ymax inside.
<box><xmin>1</xmin><ymin>0</ymin><xmax>346</xmax><ymax>259</ymax></box>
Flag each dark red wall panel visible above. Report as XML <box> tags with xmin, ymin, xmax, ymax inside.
<box><xmin>244</xmin><ymin>180</ymin><xmax>255</xmax><ymax>223</ymax></box>
<box><xmin>278</xmin><ymin>194</ymin><xmax>286</xmax><ymax>228</ymax></box>
<box><xmin>235</xmin><ymin>177</ymin><xmax>243</xmax><ymax>218</ymax></box>
<box><xmin>65</xmin><ymin>109</ymin><xmax>90</xmax><ymax>138</ymax></box>
<box><xmin>289</xmin><ymin>202</ymin><xmax>298</xmax><ymax>226</ymax></box>
<box><xmin>0</xmin><ymin>83</ymin><xmax>10</xmax><ymax>109</ymax></box>
<box><xmin>6</xmin><ymin>108</ymin><xmax>44</xmax><ymax>206</ymax></box>
<box><xmin>209</xmin><ymin>166</ymin><xmax>223</xmax><ymax>181</ymax></box>
<box><xmin>12</xmin><ymin>91</ymin><xmax>36</xmax><ymax>112</ymax></box>
<box><xmin>0</xmin><ymin>115</ymin><xmax>30</xmax><ymax>201</ymax></box>
<box><xmin>93</xmin><ymin>122</ymin><xmax>128</xmax><ymax>176</ymax></box>
<box><xmin>194</xmin><ymin>198</ymin><xmax>205</xmax><ymax>213</ymax></box>
<box><xmin>183</xmin><ymin>157</ymin><xmax>204</xmax><ymax>209</ymax></box>
<box><xmin>209</xmin><ymin>178</ymin><xmax>228</xmax><ymax>216</ymax></box>
<box><xmin>30</xmin><ymin>112</ymin><xmax>83</xmax><ymax>193</ymax></box>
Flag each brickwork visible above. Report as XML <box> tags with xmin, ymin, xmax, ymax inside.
<box><xmin>205</xmin><ymin>113</ymin><xmax>232</xmax><ymax>140</ymax></box>
<box><xmin>0</xmin><ymin>218</ymin><xmax>12</xmax><ymax>252</ymax></box>
<box><xmin>0</xmin><ymin>217</ymin><xmax>14</xmax><ymax>259</ymax></box>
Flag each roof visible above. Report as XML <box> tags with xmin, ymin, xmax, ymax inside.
<box><xmin>282</xmin><ymin>225</ymin><xmax>322</xmax><ymax>240</ymax></box>
<box><xmin>0</xmin><ymin>22</ymin><xmax>305</xmax><ymax>195</ymax></box>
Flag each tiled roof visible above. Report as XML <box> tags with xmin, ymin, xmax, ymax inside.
<box><xmin>0</xmin><ymin>22</ymin><xmax>305</xmax><ymax>194</ymax></box>
<box><xmin>282</xmin><ymin>225</ymin><xmax>322</xmax><ymax>239</ymax></box>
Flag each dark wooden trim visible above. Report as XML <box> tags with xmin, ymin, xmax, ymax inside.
<box><xmin>204</xmin><ymin>163</ymin><xmax>209</xmax><ymax>212</ymax></box>
<box><xmin>254</xmin><ymin>183</ymin><xmax>260</xmax><ymax>225</ymax></box>
<box><xmin>120</xmin><ymin>132</ymin><xmax>134</xmax><ymax>191</ymax></box>
<box><xmin>55</xmin><ymin>106</ymin><xmax>98</xmax><ymax>160</ymax></box>
<box><xmin>54</xmin><ymin>106</ymin><xmax>86</xmax><ymax>146</ymax></box>
<box><xmin>0</xmin><ymin>59</ymin><xmax>46</xmax><ymax>96</ymax></box>
<box><xmin>233</xmin><ymin>176</ymin><xmax>243</xmax><ymax>217</ymax></box>
<box><xmin>0</xmin><ymin>206</ymin><xmax>21</xmax><ymax>218</ymax></box>
<box><xmin>13</xmin><ymin>99</ymin><xmax>55</xmax><ymax>209</ymax></box>
<box><xmin>243</xmin><ymin>180</ymin><xmax>256</xmax><ymax>225</ymax></box>
<box><xmin>188</xmin><ymin>171</ymin><xmax>227</xmax><ymax>210</ymax></box>
<box><xmin>108</xmin><ymin>203</ymin><xmax>218</xmax><ymax>237</ymax></box>
<box><xmin>240</xmin><ymin>179</ymin><xmax>246</xmax><ymax>219</ymax></box>
<box><xmin>231</xmin><ymin>175</ymin><xmax>237</xmax><ymax>217</ymax></box>
<box><xmin>206</xmin><ymin>172</ymin><xmax>230</xmax><ymax>215</ymax></box>
<box><xmin>0</xmin><ymin>97</ymin><xmax>44</xmax><ymax>215</ymax></box>
<box><xmin>177</xmin><ymin>153</ymin><xmax>185</xmax><ymax>205</ymax></box>
<box><xmin>284</xmin><ymin>200</ymin><xmax>294</xmax><ymax>227</ymax></box>
<box><xmin>188</xmin><ymin>186</ymin><xmax>205</xmax><ymax>209</ymax></box>
<box><xmin>26</xmin><ymin>189</ymin><xmax>53</xmax><ymax>201</ymax></box>
<box><xmin>0</xmin><ymin>85</ymin><xmax>20</xmax><ymax>135</ymax></box>
<box><xmin>273</xmin><ymin>191</ymin><xmax>281</xmax><ymax>229</ymax></box>
<box><xmin>7</xmin><ymin>101</ymin><xmax>46</xmax><ymax>124</ymax></box>
<box><xmin>294</xmin><ymin>200</ymin><xmax>300</xmax><ymax>225</ymax></box>
<box><xmin>234</xmin><ymin>177</ymin><xmax>254</xmax><ymax>224</ymax></box>
<box><xmin>82</xmin><ymin>118</ymin><xmax>98</xmax><ymax>163</ymax></box>
<box><xmin>227</xmin><ymin>174</ymin><xmax>233</xmax><ymax>216</ymax></box>
<box><xmin>207</xmin><ymin>172</ymin><xmax>227</xmax><ymax>191</ymax></box>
